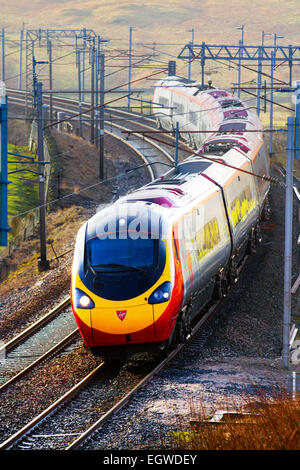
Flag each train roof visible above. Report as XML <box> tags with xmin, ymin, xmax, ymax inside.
<box><xmin>156</xmin><ymin>75</ymin><xmax>216</xmax><ymax>91</ymax></box>
<box><xmin>117</xmin><ymin>149</ymin><xmax>250</xmax><ymax>217</ymax></box>
<box><xmin>154</xmin><ymin>75</ymin><xmax>263</xmax><ymax>156</ymax></box>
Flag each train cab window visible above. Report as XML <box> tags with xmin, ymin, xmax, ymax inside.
<box><xmin>224</xmin><ymin>110</ymin><xmax>248</xmax><ymax>120</ymax></box>
<box><xmin>84</xmin><ymin>233</ymin><xmax>167</xmax><ymax>301</ymax></box>
<box><xmin>87</xmin><ymin>236</ymin><xmax>158</xmax><ymax>270</ymax></box>
<box><xmin>219</xmin><ymin>122</ymin><xmax>246</xmax><ymax>132</ymax></box>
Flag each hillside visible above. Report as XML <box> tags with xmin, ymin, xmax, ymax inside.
<box><xmin>0</xmin><ymin>1</ymin><xmax>298</xmax><ymax>97</ymax></box>
<box><xmin>2</xmin><ymin>1</ymin><xmax>300</xmax><ymax>46</ymax></box>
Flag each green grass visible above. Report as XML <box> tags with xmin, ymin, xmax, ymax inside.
<box><xmin>6</xmin><ymin>144</ymin><xmax>39</xmax><ymax>240</ymax></box>
<box><xmin>7</xmin><ymin>144</ymin><xmax>38</xmax><ymax>218</ymax></box>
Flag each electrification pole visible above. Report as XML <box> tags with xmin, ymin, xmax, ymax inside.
<box><xmin>0</xmin><ymin>83</ymin><xmax>9</xmax><ymax>246</ymax></box>
<box><xmin>175</xmin><ymin>121</ymin><xmax>179</xmax><ymax>172</ymax></box>
<box><xmin>36</xmin><ymin>81</ymin><xmax>49</xmax><ymax>271</ymax></box>
<box><xmin>19</xmin><ymin>24</ymin><xmax>25</xmax><ymax>90</ymax></box>
<box><xmin>188</xmin><ymin>28</ymin><xmax>194</xmax><ymax>81</ymax></box>
<box><xmin>90</xmin><ymin>44</ymin><xmax>95</xmax><ymax>143</ymax></box>
<box><xmin>1</xmin><ymin>28</ymin><xmax>5</xmax><ymax>82</ymax></box>
<box><xmin>236</xmin><ymin>24</ymin><xmax>244</xmax><ymax>98</ymax></box>
<box><xmin>201</xmin><ymin>41</ymin><xmax>205</xmax><ymax>87</ymax></box>
<box><xmin>237</xmin><ymin>40</ymin><xmax>242</xmax><ymax>98</ymax></box>
<box><xmin>282</xmin><ymin>116</ymin><xmax>294</xmax><ymax>368</ymax></box>
<box><xmin>256</xmin><ymin>46</ymin><xmax>262</xmax><ymax>116</ymax></box>
<box><xmin>269</xmin><ymin>51</ymin><xmax>275</xmax><ymax>156</ymax></box>
<box><xmin>48</xmin><ymin>39</ymin><xmax>53</xmax><ymax>121</ymax></box>
<box><xmin>128</xmin><ymin>26</ymin><xmax>133</xmax><ymax>111</ymax></box>
<box><xmin>99</xmin><ymin>53</ymin><xmax>105</xmax><ymax>180</ymax></box>
<box><xmin>82</xmin><ymin>28</ymin><xmax>86</xmax><ymax>102</ymax></box>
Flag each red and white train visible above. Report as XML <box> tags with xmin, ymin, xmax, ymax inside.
<box><xmin>70</xmin><ymin>75</ymin><xmax>270</xmax><ymax>358</ymax></box>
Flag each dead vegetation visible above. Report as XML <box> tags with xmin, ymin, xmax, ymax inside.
<box><xmin>169</xmin><ymin>392</ymin><xmax>300</xmax><ymax>450</ymax></box>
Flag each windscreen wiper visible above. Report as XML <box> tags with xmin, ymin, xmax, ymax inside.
<box><xmin>92</xmin><ymin>263</ymin><xmax>147</xmax><ymax>273</ymax></box>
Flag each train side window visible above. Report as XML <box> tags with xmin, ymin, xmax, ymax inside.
<box><xmin>189</xmin><ymin>111</ymin><xmax>198</xmax><ymax>126</ymax></box>
<box><xmin>174</xmin><ymin>102</ymin><xmax>184</xmax><ymax>115</ymax></box>
<box><xmin>159</xmin><ymin>96</ymin><xmax>169</xmax><ymax>108</ymax></box>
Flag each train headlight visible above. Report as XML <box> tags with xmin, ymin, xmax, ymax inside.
<box><xmin>74</xmin><ymin>288</ymin><xmax>95</xmax><ymax>309</ymax></box>
<box><xmin>148</xmin><ymin>282</ymin><xmax>172</xmax><ymax>304</ymax></box>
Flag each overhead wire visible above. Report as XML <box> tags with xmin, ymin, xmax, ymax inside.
<box><xmin>43</xmin><ymin>66</ymin><xmax>167</xmax><ymax>130</ymax></box>
<box><xmin>128</xmin><ymin>130</ymin><xmax>280</xmax><ymax>185</ymax></box>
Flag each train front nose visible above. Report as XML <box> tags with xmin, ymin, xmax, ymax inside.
<box><xmin>90</xmin><ymin>302</ymin><xmax>156</xmax><ymax>345</ymax></box>
<box><xmin>71</xmin><ymin>204</ymin><xmax>172</xmax><ymax>349</ymax></box>
<box><xmin>90</xmin><ymin>280</ymin><xmax>173</xmax><ymax>345</ymax></box>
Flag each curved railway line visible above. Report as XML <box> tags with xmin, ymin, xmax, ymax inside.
<box><xmin>0</xmin><ymin>88</ymin><xmax>197</xmax><ymax>451</ymax></box>
<box><xmin>2</xmin><ymin>89</ymin><xmax>298</xmax><ymax>451</ymax></box>
<box><xmin>7</xmin><ymin>88</ymin><xmax>194</xmax><ymax>181</ymax></box>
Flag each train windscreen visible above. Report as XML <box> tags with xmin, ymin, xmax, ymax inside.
<box><xmin>87</xmin><ymin>236</ymin><xmax>158</xmax><ymax>270</ymax></box>
<box><xmin>84</xmin><ymin>234</ymin><xmax>167</xmax><ymax>300</ymax></box>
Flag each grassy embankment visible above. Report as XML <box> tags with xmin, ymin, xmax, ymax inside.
<box><xmin>0</xmin><ymin>144</ymin><xmax>38</xmax><ymax>257</ymax></box>
<box><xmin>7</xmin><ymin>144</ymin><xmax>38</xmax><ymax>217</ymax></box>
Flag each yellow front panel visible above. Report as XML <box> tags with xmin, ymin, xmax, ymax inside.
<box><xmin>91</xmin><ymin>304</ymin><xmax>154</xmax><ymax>335</ymax></box>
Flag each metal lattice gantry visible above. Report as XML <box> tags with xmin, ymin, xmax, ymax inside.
<box><xmin>178</xmin><ymin>40</ymin><xmax>300</xmax><ymax>155</ymax></box>
<box><xmin>178</xmin><ymin>42</ymin><xmax>300</xmax><ymax>90</ymax></box>
<box><xmin>24</xmin><ymin>28</ymin><xmax>99</xmax><ymax>114</ymax></box>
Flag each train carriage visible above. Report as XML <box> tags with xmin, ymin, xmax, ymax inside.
<box><xmin>71</xmin><ymin>75</ymin><xmax>270</xmax><ymax>358</ymax></box>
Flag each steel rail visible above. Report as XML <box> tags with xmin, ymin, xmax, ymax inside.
<box><xmin>46</xmin><ymin>100</ymin><xmax>174</xmax><ymax>163</ymax></box>
<box><xmin>43</xmin><ymin>101</ymin><xmax>163</xmax><ymax>180</ymax></box>
<box><xmin>6</xmin><ymin>90</ymin><xmax>170</xmax><ymax>181</ymax></box>
<box><xmin>0</xmin><ymin>251</ymin><xmax>250</xmax><ymax>451</ymax></box>
<box><xmin>7</xmin><ymin>91</ymin><xmax>182</xmax><ymax>180</ymax></box>
<box><xmin>39</xmin><ymin>97</ymin><xmax>194</xmax><ymax>177</ymax></box>
<box><xmin>0</xmin><ymin>296</ymin><xmax>77</xmax><ymax>393</ymax></box>
<box><xmin>44</xmin><ymin>92</ymin><xmax>194</xmax><ymax>154</ymax></box>
<box><xmin>0</xmin><ymin>296</ymin><xmax>70</xmax><ymax>354</ymax></box>
<box><xmin>6</xmin><ymin>88</ymin><xmax>194</xmax><ymax>153</ymax></box>
<box><xmin>6</xmin><ymin>88</ymin><xmax>155</xmax><ymax>125</ymax></box>
<box><xmin>0</xmin><ymin>361</ymin><xmax>106</xmax><ymax>450</ymax></box>
<box><xmin>0</xmin><ymin>328</ymin><xmax>78</xmax><ymax>394</ymax></box>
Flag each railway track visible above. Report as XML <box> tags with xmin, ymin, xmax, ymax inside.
<box><xmin>1</xmin><ymin>89</ymin><xmax>277</xmax><ymax>451</ymax></box>
<box><xmin>0</xmin><ymin>255</ymin><xmax>248</xmax><ymax>451</ymax></box>
<box><xmin>1</xmin><ymin>90</ymin><xmax>182</xmax><ymax>393</ymax></box>
<box><xmin>7</xmin><ymin>88</ymin><xmax>194</xmax><ymax>181</ymax></box>
<box><xmin>0</xmin><ymin>297</ymin><xmax>78</xmax><ymax>392</ymax></box>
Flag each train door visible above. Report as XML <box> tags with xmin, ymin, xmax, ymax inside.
<box><xmin>251</xmin><ymin>143</ymin><xmax>270</xmax><ymax>206</ymax></box>
<box><xmin>172</xmin><ymin>92</ymin><xmax>186</xmax><ymax>133</ymax></box>
<box><xmin>155</xmin><ymin>89</ymin><xmax>173</xmax><ymax>131</ymax></box>
<box><xmin>223</xmin><ymin>162</ymin><xmax>259</xmax><ymax>255</ymax></box>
